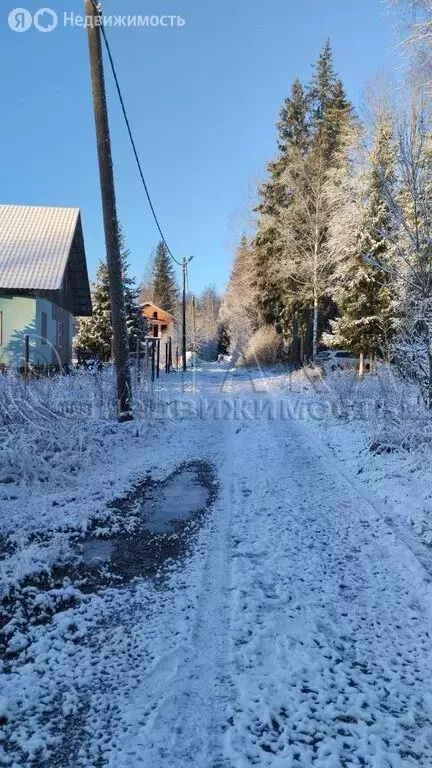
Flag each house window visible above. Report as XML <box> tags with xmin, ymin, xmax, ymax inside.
<box><xmin>56</xmin><ymin>321</ymin><xmax>64</xmax><ymax>349</ymax></box>
<box><xmin>41</xmin><ymin>312</ymin><xmax>47</xmax><ymax>345</ymax></box>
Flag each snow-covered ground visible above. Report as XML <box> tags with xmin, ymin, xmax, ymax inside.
<box><xmin>2</xmin><ymin>364</ymin><xmax>432</xmax><ymax>767</ymax></box>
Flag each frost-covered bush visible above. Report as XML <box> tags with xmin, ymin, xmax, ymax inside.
<box><xmin>0</xmin><ymin>367</ymin><xmax>166</xmax><ymax>486</ymax></box>
<box><xmin>0</xmin><ymin>366</ymin><xmax>162</xmax><ymax>428</ymax></box>
<box><xmin>241</xmin><ymin>326</ymin><xmax>283</xmax><ymax>368</ymax></box>
<box><xmin>391</xmin><ymin>306</ymin><xmax>432</xmax><ymax>410</ymax></box>
<box><xmin>319</xmin><ymin>364</ymin><xmax>431</xmax><ymax>451</ymax></box>
<box><xmin>0</xmin><ymin>366</ymin><xmax>115</xmax><ymax>427</ymax></box>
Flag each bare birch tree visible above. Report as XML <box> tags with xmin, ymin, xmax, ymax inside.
<box><xmin>278</xmin><ymin>132</ymin><xmax>351</xmax><ymax>361</ymax></box>
<box><xmin>390</xmin><ymin>0</ymin><xmax>432</xmax><ymax>82</ymax></box>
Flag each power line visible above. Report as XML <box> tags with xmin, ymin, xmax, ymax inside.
<box><xmin>90</xmin><ymin>0</ymin><xmax>183</xmax><ymax>268</ymax></box>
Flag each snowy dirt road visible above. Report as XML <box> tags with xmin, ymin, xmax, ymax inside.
<box><xmin>5</xmin><ymin>367</ymin><xmax>432</xmax><ymax>768</ymax></box>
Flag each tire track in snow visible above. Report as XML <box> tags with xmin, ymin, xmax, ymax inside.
<box><xmin>18</xmin><ymin>368</ymin><xmax>432</xmax><ymax>768</ymax></box>
<box><xmin>127</xmin><ymin>419</ymin><xmax>237</xmax><ymax>768</ymax></box>
<box><xmin>224</xmin><ymin>411</ymin><xmax>432</xmax><ymax>767</ymax></box>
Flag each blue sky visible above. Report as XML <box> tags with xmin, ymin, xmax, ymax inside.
<box><xmin>1</xmin><ymin>0</ymin><xmax>403</xmax><ymax>293</ymax></box>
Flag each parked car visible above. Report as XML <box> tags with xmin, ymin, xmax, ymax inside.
<box><xmin>315</xmin><ymin>350</ymin><xmax>361</xmax><ymax>371</ymax></box>
<box><xmin>315</xmin><ymin>350</ymin><xmax>332</xmax><ymax>362</ymax></box>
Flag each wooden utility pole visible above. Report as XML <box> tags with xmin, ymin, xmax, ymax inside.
<box><xmin>182</xmin><ymin>257</ymin><xmax>187</xmax><ymax>372</ymax></box>
<box><xmin>192</xmin><ymin>295</ymin><xmax>197</xmax><ymax>366</ymax></box>
<box><xmin>85</xmin><ymin>0</ymin><xmax>132</xmax><ymax>421</ymax></box>
<box><xmin>182</xmin><ymin>256</ymin><xmax>193</xmax><ymax>372</ymax></box>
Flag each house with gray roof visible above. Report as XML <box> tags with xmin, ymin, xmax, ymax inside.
<box><xmin>0</xmin><ymin>205</ymin><xmax>92</xmax><ymax>368</ymax></box>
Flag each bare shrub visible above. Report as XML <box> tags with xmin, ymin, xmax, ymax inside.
<box><xmin>241</xmin><ymin>326</ymin><xmax>283</xmax><ymax>368</ymax></box>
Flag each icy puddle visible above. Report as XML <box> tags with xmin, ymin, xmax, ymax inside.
<box><xmin>76</xmin><ymin>461</ymin><xmax>217</xmax><ymax>583</ymax></box>
<box><xmin>81</xmin><ymin>539</ymin><xmax>115</xmax><ymax>566</ymax></box>
<box><xmin>141</xmin><ymin>469</ymin><xmax>210</xmax><ymax>533</ymax></box>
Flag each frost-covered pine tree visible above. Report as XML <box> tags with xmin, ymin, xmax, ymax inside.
<box><xmin>229</xmin><ymin>42</ymin><xmax>354</xmax><ymax>364</ymax></box>
<box><xmin>325</xmin><ymin>113</ymin><xmax>396</xmax><ymax>367</ymax></box>
<box><xmin>366</xmin><ymin>92</ymin><xmax>432</xmax><ymax>405</ymax></box>
<box><xmin>119</xmin><ymin>228</ymin><xmax>147</xmax><ymax>347</ymax></box>
<box><xmin>75</xmin><ymin>261</ymin><xmax>112</xmax><ymax>362</ymax></box>
<box><xmin>221</xmin><ymin>234</ymin><xmax>258</xmax><ymax>361</ymax></box>
<box><xmin>216</xmin><ymin>322</ymin><xmax>230</xmax><ymax>357</ymax></box>
<box><xmin>304</xmin><ymin>42</ymin><xmax>353</xmax><ymax>359</ymax></box>
<box><xmin>275</xmin><ymin>41</ymin><xmax>353</xmax><ymax>360</ymax></box>
<box><xmin>152</xmin><ymin>241</ymin><xmax>179</xmax><ymax>314</ymax></box>
<box><xmin>75</xmin><ymin>228</ymin><xmax>146</xmax><ymax>361</ymax></box>
<box><xmin>253</xmin><ymin>78</ymin><xmax>310</xmax><ymax>334</ymax></box>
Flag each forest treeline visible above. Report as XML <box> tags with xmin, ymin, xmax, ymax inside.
<box><xmin>76</xmin><ymin>1</ymin><xmax>432</xmax><ymax>406</ymax></box>
<box><xmin>222</xmin><ymin>30</ymin><xmax>432</xmax><ymax>404</ymax></box>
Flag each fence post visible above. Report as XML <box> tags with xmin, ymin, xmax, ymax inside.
<box><xmin>156</xmin><ymin>338</ymin><xmax>160</xmax><ymax>379</ymax></box>
<box><xmin>169</xmin><ymin>337</ymin><xmax>172</xmax><ymax>373</ymax></box>
<box><xmin>151</xmin><ymin>341</ymin><xmax>155</xmax><ymax>383</ymax></box>
<box><xmin>136</xmin><ymin>337</ymin><xmax>141</xmax><ymax>385</ymax></box>
<box><xmin>24</xmin><ymin>335</ymin><xmax>29</xmax><ymax>384</ymax></box>
<box><xmin>165</xmin><ymin>342</ymin><xmax>168</xmax><ymax>374</ymax></box>
<box><xmin>176</xmin><ymin>346</ymin><xmax>179</xmax><ymax>372</ymax></box>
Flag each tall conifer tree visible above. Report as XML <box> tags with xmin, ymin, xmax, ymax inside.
<box><xmin>252</xmin><ymin>41</ymin><xmax>354</xmax><ymax>359</ymax></box>
<box><xmin>75</xmin><ymin>228</ymin><xmax>146</xmax><ymax>361</ymax></box>
<box><xmin>327</xmin><ymin>114</ymin><xmax>396</xmax><ymax>361</ymax></box>
<box><xmin>151</xmin><ymin>241</ymin><xmax>179</xmax><ymax>314</ymax></box>
<box><xmin>254</xmin><ymin>78</ymin><xmax>310</xmax><ymax>333</ymax></box>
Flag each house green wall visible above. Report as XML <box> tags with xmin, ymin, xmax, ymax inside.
<box><xmin>36</xmin><ymin>298</ymin><xmax>74</xmax><ymax>366</ymax></box>
<box><xmin>0</xmin><ymin>295</ymin><xmax>36</xmax><ymax>366</ymax></box>
<box><xmin>0</xmin><ymin>295</ymin><xmax>74</xmax><ymax>366</ymax></box>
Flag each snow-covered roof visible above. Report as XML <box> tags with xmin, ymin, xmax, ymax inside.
<box><xmin>0</xmin><ymin>204</ymin><xmax>92</xmax><ymax>315</ymax></box>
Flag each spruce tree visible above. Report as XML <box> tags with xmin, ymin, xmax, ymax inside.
<box><xmin>252</xmin><ymin>42</ymin><xmax>354</xmax><ymax>360</ymax></box>
<box><xmin>327</xmin><ymin>114</ymin><xmax>396</xmax><ymax>361</ymax></box>
<box><xmin>278</xmin><ymin>42</ymin><xmax>353</xmax><ymax>359</ymax></box>
<box><xmin>119</xmin><ymin>227</ymin><xmax>147</xmax><ymax>346</ymax></box>
<box><xmin>216</xmin><ymin>322</ymin><xmax>230</xmax><ymax>357</ymax></box>
<box><xmin>304</xmin><ymin>42</ymin><xmax>353</xmax><ymax>357</ymax></box>
<box><xmin>221</xmin><ymin>234</ymin><xmax>257</xmax><ymax>359</ymax></box>
<box><xmin>278</xmin><ymin>78</ymin><xmax>310</xmax><ymax>156</ymax></box>
<box><xmin>309</xmin><ymin>40</ymin><xmax>352</xmax><ymax>159</ymax></box>
<box><xmin>75</xmin><ymin>261</ymin><xmax>112</xmax><ymax>362</ymax></box>
<box><xmin>152</xmin><ymin>241</ymin><xmax>179</xmax><ymax>314</ymax></box>
<box><xmin>309</xmin><ymin>39</ymin><xmax>337</xmax><ymax>132</ymax></box>
<box><xmin>253</xmin><ymin>78</ymin><xmax>310</xmax><ymax>332</ymax></box>
<box><xmin>75</xmin><ymin>228</ymin><xmax>146</xmax><ymax>361</ymax></box>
